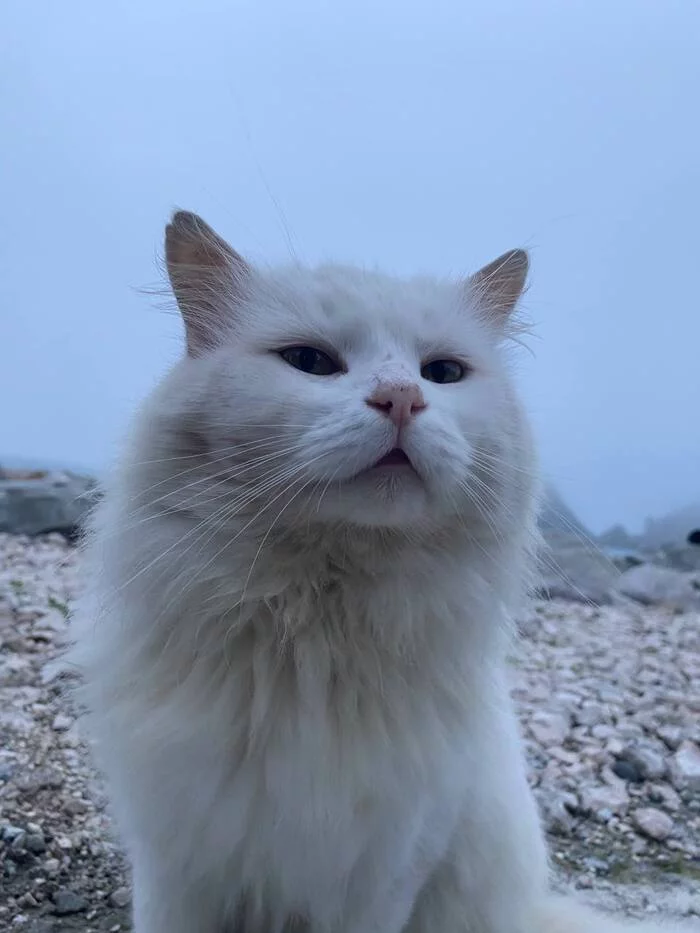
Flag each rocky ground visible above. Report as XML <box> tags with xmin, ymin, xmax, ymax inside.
<box><xmin>0</xmin><ymin>534</ymin><xmax>699</xmax><ymax>931</ymax></box>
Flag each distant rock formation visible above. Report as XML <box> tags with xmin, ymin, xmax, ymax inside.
<box><xmin>534</xmin><ymin>538</ymin><xmax>620</xmax><ymax>604</ymax></box>
<box><xmin>538</xmin><ymin>483</ymin><xmax>592</xmax><ymax>541</ymax></box>
<box><xmin>0</xmin><ymin>468</ymin><xmax>97</xmax><ymax>539</ymax></box>
<box><xmin>598</xmin><ymin>523</ymin><xmax>638</xmax><ymax>550</ymax></box>
<box><xmin>533</xmin><ymin>487</ymin><xmax>700</xmax><ymax>605</ymax></box>
<box><xmin>533</xmin><ymin>484</ymin><xmax>620</xmax><ymax>603</ymax></box>
<box><xmin>638</xmin><ymin>503</ymin><xmax>700</xmax><ymax>550</ymax></box>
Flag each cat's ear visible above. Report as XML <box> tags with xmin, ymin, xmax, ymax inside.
<box><xmin>467</xmin><ymin>249</ymin><xmax>529</xmax><ymax>326</ymax></box>
<box><xmin>165</xmin><ymin>210</ymin><xmax>250</xmax><ymax>356</ymax></box>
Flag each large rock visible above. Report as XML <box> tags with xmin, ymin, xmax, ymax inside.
<box><xmin>535</xmin><ymin>486</ymin><xmax>622</xmax><ymax>604</ymax></box>
<box><xmin>599</xmin><ymin>545</ymin><xmax>645</xmax><ymax>572</ymax></box>
<box><xmin>647</xmin><ymin>542</ymin><xmax>700</xmax><ymax>573</ymax></box>
<box><xmin>615</xmin><ymin>563</ymin><xmax>700</xmax><ymax>611</ymax></box>
<box><xmin>598</xmin><ymin>523</ymin><xmax>638</xmax><ymax>551</ymax></box>
<box><xmin>538</xmin><ymin>485</ymin><xmax>592</xmax><ymax>539</ymax></box>
<box><xmin>535</xmin><ymin>535</ymin><xmax>620</xmax><ymax>604</ymax></box>
<box><xmin>0</xmin><ymin>470</ymin><xmax>97</xmax><ymax>538</ymax></box>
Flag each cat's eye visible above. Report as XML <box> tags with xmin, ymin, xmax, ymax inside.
<box><xmin>420</xmin><ymin>359</ymin><xmax>466</xmax><ymax>384</ymax></box>
<box><xmin>279</xmin><ymin>346</ymin><xmax>341</xmax><ymax>376</ymax></box>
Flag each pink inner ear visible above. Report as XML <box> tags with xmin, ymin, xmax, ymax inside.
<box><xmin>165</xmin><ymin>211</ymin><xmax>248</xmax><ymax>276</ymax></box>
<box><xmin>165</xmin><ymin>212</ymin><xmax>251</xmax><ymax>357</ymax></box>
<box><xmin>469</xmin><ymin>249</ymin><xmax>529</xmax><ymax>323</ymax></box>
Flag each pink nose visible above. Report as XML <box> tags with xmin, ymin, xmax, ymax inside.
<box><xmin>366</xmin><ymin>381</ymin><xmax>426</xmax><ymax>427</ymax></box>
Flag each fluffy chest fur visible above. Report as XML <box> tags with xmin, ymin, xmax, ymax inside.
<box><xmin>88</xmin><ymin>559</ymin><xmax>509</xmax><ymax>931</ymax></box>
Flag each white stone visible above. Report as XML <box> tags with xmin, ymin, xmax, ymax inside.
<box><xmin>580</xmin><ymin>783</ymin><xmax>629</xmax><ymax>819</ymax></box>
<box><xmin>633</xmin><ymin>807</ymin><xmax>674</xmax><ymax>841</ymax></box>
<box><xmin>529</xmin><ymin>711</ymin><xmax>570</xmax><ymax>747</ymax></box>
<box><xmin>670</xmin><ymin>741</ymin><xmax>700</xmax><ymax>791</ymax></box>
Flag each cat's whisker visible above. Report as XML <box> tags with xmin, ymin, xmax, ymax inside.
<box><xmin>193</xmin><ymin>454</ymin><xmax>327</xmax><ymax>553</ymax></box>
<box><xmin>130</xmin><ymin>436</ymin><xmax>301</xmax><ymax>466</ymax></box>
<box><xmin>131</xmin><ymin>428</ymin><xmax>317</xmax><ymax>463</ymax></box>
<box><xmin>233</xmin><ymin>472</ymin><xmax>323</xmax><ymax>639</ymax></box>
<box><xmin>157</xmin><ymin>466</ymin><xmax>306</xmax><ymax>585</ymax></box>
<box><xmin>96</xmin><ymin>450</ymin><xmax>310</xmax><ymax>544</ymax></box>
<box><xmin>166</xmin><ymin>453</ymin><xmax>327</xmax><ymax>592</ymax></box>
<box><xmin>535</xmin><ymin>551</ymin><xmax>599</xmax><ymax>607</ymax></box>
<box><xmin>471</xmin><ymin>449</ymin><xmax>539</xmax><ymax>480</ymax></box>
<box><xmin>453</xmin><ymin>498</ymin><xmax>531</xmax><ymax>597</ymax></box>
<box><xmin>538</xmin><ymin>504</ymin><xmax>620</xmax><ymax>578</ymax></box>
<box><xmin>142</xmin><ymin>466</ymin><xmax>312</xmax><ymax>647</ymax></box>
<box><xmin>457</xmin><ymin>478</ymin><xmax>507</xmax><ymax>547</ymax></box>
<box><xmin>105</xmin><ymin>465</ymin><xmax>299</xmax><ymax>605</ymax></box>
<box><xmin>192</xmin><ymin>474</ymin><xmax>325</xmax><ymax>626</ymax></box>
<box><xmin>313</xmin><ymin>465</ymin><xmax>344</xmax><ymax>518</ymax></box>
<box><xmin>134</xmin><ymin>438</ymin><xmax>311</xmax><ymax>507</ymax></box>
<box><xmin>142</xmin><ymin>445</ymin><xmax>308</xmax><ymax>511</ymax></box>
<box><xmin>128</xmin><ymin>436</ymin><xmax>307</xmax><ymax>502</ymax></box>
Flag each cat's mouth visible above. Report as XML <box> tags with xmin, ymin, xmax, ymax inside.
<box><xmin>372</xmin><ymin>448</ymin><xmax>413</xmax><ymax>469</ymax></box>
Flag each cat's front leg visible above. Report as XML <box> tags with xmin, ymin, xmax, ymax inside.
<box><xmin>401</xmin><ymin>708</ymin><xmax>550</xmax><ymax>933</ymax></box>
<box><xmin>403</xmin><ymin>795</ymin><xmax>548</xmax><ymax>933</ymax></box>
<box><xmin>403</xmin><ymin>853</ymin><xmax>539</xmax><ymax>933</ymax></box>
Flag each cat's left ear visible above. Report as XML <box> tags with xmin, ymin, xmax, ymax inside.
<box><xmin>467</xmin><ymin>249</ymin><xmax>529</xmax><ymax>326</ymax></box>
<box><xmin>165</xmin><ymin>210</ymin><xmax>251</xmax><ymax>357</ymax></box>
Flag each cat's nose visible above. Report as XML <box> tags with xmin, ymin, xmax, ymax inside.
<box><xmin>366</xmin><ymin>381</ymin><xmax>427</xmax><ymax>427</ymax></box>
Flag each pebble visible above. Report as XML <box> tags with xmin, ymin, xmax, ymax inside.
<box><xmin>615</xmin><ymin>744</ymin><xmax>667</xmax><ymax>782</ymax></box>
<box><xmin>51</xmin><ymin>713</ymin><xmax>73</xmax><ymax>732</ymax></box>
<box><xmin>529</xmin><ymin>711</ymin><xmax>570</xmax><ymax>746</ymax></box>
<box><xmin>580</xmin><ymin>784</ymin><xmax>630</xmax><ymax>820</ymax></box>
<box><xmin>109</xmin><ymin>887</ymin><xmax>131</xmax><ymax>909</ymax></box>
<box><xmin>25</xmin><ymin>832</ymin><xmax>46</xmax><ymax>854</ymax></box>
<box><xmin>670</xmin><ymin>741</ymin><xmax>700</xmax><ymax>791</ymax></box>
<box><xmin>52</xmin><ymin>890</ymin><xmax>87</xmax><ymax>915</ymax></box>
<box><xmin>2</xmin><ymin>825</ymin><xmax>25</xmax><ymax>843</ymax></box>
<box><xmin>633</xmin><ymin>808</ymin><xmax>674</xmax><ymax>841</ymax></box>
<box><xmin>647</xmin><ymin>783</ymin><xmax>681</xmax><ymax>812</ymax></box>
<box><xmin>539</xmin><ymin>792</ymin><xmax>576</xmax><ymax>836</ymax></box>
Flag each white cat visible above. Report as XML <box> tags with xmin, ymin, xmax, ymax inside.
<box><xmin>69</xmin><ymin>212</ymin><xmax>695</xmax><ymax>933</ymax></box>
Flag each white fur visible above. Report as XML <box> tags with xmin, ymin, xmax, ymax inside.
<box><xmin>69</xmin><ymin>231</ymin><xmax>695</xmax><ymax>933</ymax></box>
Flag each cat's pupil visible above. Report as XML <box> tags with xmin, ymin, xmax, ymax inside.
<box><xmin>421</xmin><ymin>359</ymin><xmax>464</xmax><ymax>384</ymax></box>
<box><xmin>300</xmin><ymin>349</ymin><xmax>318</xmax><ymax>371</ymax></box>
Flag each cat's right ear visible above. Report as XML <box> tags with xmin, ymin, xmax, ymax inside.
<box><xmin>165</xmin><ymin>211</ymin><xmax>250</xmax><ymax>357</ymax></box>
<box><xmin>467</xmin><ymin>249</ymin><xmax>529</xmax><ymax>329</ymax></box>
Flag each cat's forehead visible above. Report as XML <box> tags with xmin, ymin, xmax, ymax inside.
<box><xmin>314</xmin><ymin>265</ymin><xmax>454</xmax><ymax>324</ymax></box>
<box><xmin>266</xmin><ymin>263</ymin><xmax>478</xmax><ymax>349</ymax></box>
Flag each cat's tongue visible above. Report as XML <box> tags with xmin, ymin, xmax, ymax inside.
<box><xmin>375</xmin><ymin>448</ymin><xmax>411</xmax><ymax>467</ymax></box>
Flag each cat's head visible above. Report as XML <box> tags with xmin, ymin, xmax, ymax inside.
<box><xmin>149</xmin><ymin>211</ymin><xmax>536</xmax><ymax>539</ymax></box>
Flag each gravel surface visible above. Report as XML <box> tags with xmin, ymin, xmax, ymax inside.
<box><xmin>1</xmin><ymin>533</ymin><xmax>698</xmax><ymax>931</ymax></box>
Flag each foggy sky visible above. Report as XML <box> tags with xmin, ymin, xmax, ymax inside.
<box><xmin>2</xmin><ymin>0</ymin><xmax>699</xmax><ymax>534</ymax></box>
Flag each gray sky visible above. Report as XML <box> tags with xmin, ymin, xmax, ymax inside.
<box><xmin>2</xmin><ymin>0</ymin><xmax>699</xmax><ymax>534</ymax></box>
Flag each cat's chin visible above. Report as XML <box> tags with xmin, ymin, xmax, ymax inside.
<box><xmin>316</xmin><ymin>467</ymin><xmax>433</xmax><ymax>529</ymax></box>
